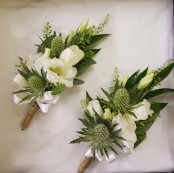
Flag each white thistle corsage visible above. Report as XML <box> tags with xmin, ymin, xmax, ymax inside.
<box><xmin>71</xmin><ymin>60</ymin><xmax>174</xmax><ymax>173</ymax></box>
<box><xmin>13</xmin><ymin>15</ymin><xmax>110</xmax><ymax>130</ymax></box>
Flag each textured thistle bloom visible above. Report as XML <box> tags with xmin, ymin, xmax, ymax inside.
<box><xmin>72</xmin><ymin>60</ymin><xmax>174</xmax><ymax>168</ymax></box>
<box><xmin>13</xmin><ymin>16</ymin><xmax>110</xmax><ymax>130</ymax></box>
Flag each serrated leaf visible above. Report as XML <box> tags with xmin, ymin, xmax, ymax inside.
<box><xmin>73</xmin><ymin>78</ymin><xmax>85</xmax><ymax>85</ymax></box>
<box><xmin>76</xmin><ymin>58</ymin><xmax>96</xmax><ymax>77</ymax></box>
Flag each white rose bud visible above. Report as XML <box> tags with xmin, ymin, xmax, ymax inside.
<box><xmin>122</xmin><ymin>75</ymin><xmax>128</xmax><ymax>87</ymax></box>
<box><xmin>138</xmin><ymin>72</ymin><xmax>154</xmax><ymax>90</ymax></box>
<box><xmin>67</xmin><ymin>29</ymin><xmax>74</xmax><ymax>43</ymax></box>
<box><xmin>60</xmin><ymin>45</ymin><xmax>84</xmax><ymax>66</ymax></box>
<box><xmin>77</xmin><ymin>19</ymin><xmax>89</xmax><ymax>34</ymax></box>
<box><xmin>103</xmin><ymin>108</ymin><xmax>113</xmax><ymax>120</ymax></box>
<box><xmin>44</xmin><ymin>48</ymin><xmax>51</xmax><ymax>58</ymax></box>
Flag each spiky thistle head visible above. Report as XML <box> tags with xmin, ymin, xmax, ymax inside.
<box><xmin>28</xmin><ymin>76</ymin><xmax>45</xmax><ymax>93</ymax></box>
<box><xmin>13</xmin><ymin>58</ymin><xmax>48</xmax><ymax>105</ymax></box>
<box><xmin>113</xmin><ymin>88</ymin><xmax>130</xmax><ymax>111</ymax></box>
<box><xmin>71</xmin><ymin>111</ymin><xmax>122</xmax><ymax>158</ymax></box>
<box><xmin>51</xmin><ymin>36</ymin><xmax>64</xmax><ymax>57</ymax></box>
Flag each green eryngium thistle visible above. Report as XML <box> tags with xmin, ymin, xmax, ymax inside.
<box><xmin>13</xmin><ymin>58</ymin><xmax>48</xmax><ymax>105</ymax></box>
<box><xmin>51</xmin><ymin>36</ymin><xmax>64</xmax><ymax>57</ymax></box>
<box><xmin>70</xmin><ymin>111</ymin><xmax>122</xmax><ymax>158</ymax></box>
<box><xmin>113</xmin><ymin>88</ymin><xmax>130</xmax><ymax>111</ymax></box>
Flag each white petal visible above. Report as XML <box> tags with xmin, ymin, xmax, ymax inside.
<box><xmin>60</xmin><ymin>45</ymin><xmax>84</xmax><ymax>66</ymax></box>
<box><xmin>132</xmin><ymin>99</ymin><xmax>151</xmax><ymax>121</ymax></box>
<box><xmin>87</xmin><ymin>100</ymin><xmax>103</xmax><ymax>116</ymax></box>
<box><xmin>112</xmin><ymin>113</ymin><xmax>137</xmax><ymax>152</ymax></box>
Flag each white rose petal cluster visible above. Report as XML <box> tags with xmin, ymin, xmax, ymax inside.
<box><xmin>86</xmin><ymin>98</ymin><xmax>153</xmax><ymax>154</ymax></box>
<box><xmin>27</xmin><ymin>45</ymin><xmax>84</xmax><ymax>88</ymax></box>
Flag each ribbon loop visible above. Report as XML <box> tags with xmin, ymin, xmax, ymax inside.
<box><xmin>85</xmin><ymin>148</ymin><xmax>116</xmax><ymax>163</ymax></box>
<box><xmin>13</xmin><ymin>75</ymin><xmax>60</xmax><ymax>113</ymax></box>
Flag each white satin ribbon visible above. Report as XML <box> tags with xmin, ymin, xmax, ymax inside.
<box><xmin>13</xmin><ymin>74</ymin><xmax>59</xmax><ymax>113</ymax></box>
<box><xmin>85</xmin><ymin>148</ymin><xmax>116</xmax><ymax>163</ymax></box>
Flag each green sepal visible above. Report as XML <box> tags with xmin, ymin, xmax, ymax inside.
<box><xmin>73</xmin><ymin>78</ymin><xmax>85</xmax><ymax>85</ymax></box>
<box><xmin>144</xmin><ymin>88</ymin><xmax>174</xmax><ymax>99</ymax></box>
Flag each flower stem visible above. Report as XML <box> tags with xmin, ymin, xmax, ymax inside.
<box><xmin>77</xmin><ymin>156</ymin><xmax>93</xmax><ymax>173</ymax></box>
<box><xmin>21</xmin><ymin>102</ymin><xmax>39</xmax><ymax>130</ymax></box>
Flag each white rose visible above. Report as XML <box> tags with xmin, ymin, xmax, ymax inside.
<box><xmin>112</xmin><ymin>113</ymin><xmax>137</xmax><ymax>153</ymax></box>
<box><xmin>87</xmin><ymin>100</ymin><xmax>103</xmax><ymax>117</ymax></box>
<box><xmin>60</xmin><ymin>45</ymin><xmax>84</xmax><ymax>66</ymax></box>
<box><xmin>131</xmin><ymin>99</ymin><xmax>153</xmax><ymax>121</ymax></box>
<box><xmin>34</xmin><ymin>56</ymin><xmax>77</xmax><ymax>87</ymax></box>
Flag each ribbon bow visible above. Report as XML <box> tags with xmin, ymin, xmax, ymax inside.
<box><xmin>13</xmin><ymin>74</ymin><xmax>59</xmax><ymax>113</ymax></box>
<box><xmin>85</xmin><ymin>148</ymin><xmax>116</xmax><ymax>163</ymax></box>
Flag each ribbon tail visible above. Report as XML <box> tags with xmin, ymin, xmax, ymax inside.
<box><xmin>85</xmin><ymin>148</ymin><xmax>103</xmax><ymax>162</ymax></box>
<box><xmin>13</xmin><ymin>94</ymin><xmax>30</xmax><ymax>105</ymax></box>
<box><xmin>105</xmin><ymin>151</ymin><xmax>116</xmax><ymax>163</ymax></box>
<box><xmin>37</xmin><ymin>102</ymin><xmax>51</xmax><ymax>113</ymax></box>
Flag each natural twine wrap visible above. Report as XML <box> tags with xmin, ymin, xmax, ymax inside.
<box><xmin>77</xmin><ymin>157</ymin><xmax>93</xmax><ymax>173</ymax></box>
<box><xmin>21</xmin><ymin>102</ymin><xmax>39</xmax><ymax>130</ymax></box>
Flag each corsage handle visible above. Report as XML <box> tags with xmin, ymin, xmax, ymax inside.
<box><xmin>77</xmin><ymin>156</ymin><xmax>93</xmax><ymax>173</ymax></box>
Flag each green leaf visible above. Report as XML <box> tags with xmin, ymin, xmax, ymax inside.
<box><xmin>134</xmin><ymin>134</ymin><xmax>147</xmax><ymax>148</ymax></box>
<box><xmin>76</xmin><ymin>58</ymin><xmax>96</xmax><ymax>77</ymax></box>
<box><xmin>101</xmin><ymin>88</ymin><xmax>112</xmax><ymax>101</ymax></box>
<box><xmin>125</xmin><ymin>70</ymin><xmax>139</xmax><ymax>90</ymax></box>
<box><xmin>150</xmin><ymin>102</ymin><xmax>168</xmax><ymax>113</ymax></box>
<box><xmin>73</xmin><ymin>78</ymin><xmax>85</xmax><ymax>85</ymax></box>
<box><xmin>70</xmin><ymin>137</ymin><xmax>90</xmax><ymax>143</ymax></box>
<box><xmin>136</xmin><ymin>67</ymin><xmax>148</xmax><ymax>83</ymax></box>
<box><xmin>37</xmin><ymin>33</ymin><xmax>56</xmax><ymax>53</ymax></box>
<box><xmin>86</xmin><ymin>92</ymin><xmax>92</xmax><ymax>102</ymax></box>
<box><xmin>153</xmin><ymin>62</ymin><xmax>174</xmax><ymax>84</ymax></box>
<box><xmin>90</xmin><ymin>34</ymin><xmax>110</xmax><ymax>45</ymax></box>
<box><xmin>51</xmin><ymin>83</ymin><xmax>65</xmax><ymax>95</ymax></box>
<box><xmin>85</xmin><ymin>49</ymin><xmax>101</xmax><ymax>59</ymax></box>
<box><xmin>145</xmin><ymin>88</ymin><xmax>174</xmax><ymax>99</ymax></box>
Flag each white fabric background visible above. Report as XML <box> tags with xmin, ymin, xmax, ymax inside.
<box><xmin>0</xmin><ymin>0</ymin><xmax>173</xmax><ymax>173</ymax></box>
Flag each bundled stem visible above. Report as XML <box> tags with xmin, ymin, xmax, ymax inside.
<box><xmin>77</xmin><ymin>157</ymin><xmax>93</xmax><ymax>173</ymax></box>
<box><xmin>21</xmin><ymin>102</ymin><xmax>39</xmax><ymax>130</ymax></box>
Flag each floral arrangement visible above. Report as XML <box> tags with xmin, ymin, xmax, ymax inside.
<box><xmin>71</xmin><ymin>60</ymin><xmax>174</xmax><ymax>173</ymax></box>
<box><xmin>13</xmin><ymin>15</ymin><xmax>110</xmax><ymax>130</ymax></box>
